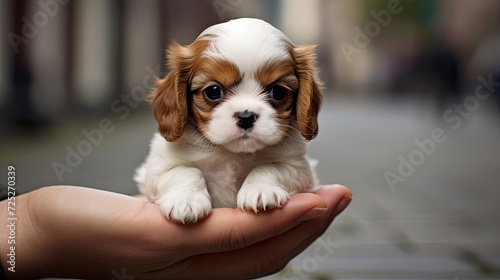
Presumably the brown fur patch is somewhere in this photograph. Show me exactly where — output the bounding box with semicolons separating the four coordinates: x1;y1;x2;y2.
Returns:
191;59;241;91
148;38;211;142
256;60;296;89
256;59;301;136
289;44;323;140
190;59;241;136
256;60;298;106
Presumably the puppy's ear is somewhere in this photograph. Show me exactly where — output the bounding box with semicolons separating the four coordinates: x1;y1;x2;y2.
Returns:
292;44;323;141
149;41;202;142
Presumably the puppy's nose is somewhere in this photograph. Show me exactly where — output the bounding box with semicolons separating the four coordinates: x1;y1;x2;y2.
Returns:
234;110;258;130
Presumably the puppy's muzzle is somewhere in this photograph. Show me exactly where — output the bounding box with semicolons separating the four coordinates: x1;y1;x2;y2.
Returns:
234;110;258;130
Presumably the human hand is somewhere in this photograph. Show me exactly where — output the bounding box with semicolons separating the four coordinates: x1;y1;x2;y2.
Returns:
0;184;351;279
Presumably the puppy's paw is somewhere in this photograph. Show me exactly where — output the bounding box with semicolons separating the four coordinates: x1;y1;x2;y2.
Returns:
157;190;212;224
237;185;290;212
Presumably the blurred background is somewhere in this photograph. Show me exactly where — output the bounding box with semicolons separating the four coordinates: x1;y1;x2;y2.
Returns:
1;0;499;279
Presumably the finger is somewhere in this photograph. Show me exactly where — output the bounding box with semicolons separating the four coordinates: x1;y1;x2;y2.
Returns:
264;188;352;277
175;185;352;279
169;192;328;256
231;185;352;278
281;185;353;262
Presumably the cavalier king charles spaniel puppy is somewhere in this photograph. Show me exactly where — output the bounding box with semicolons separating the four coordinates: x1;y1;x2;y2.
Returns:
135;18;323;224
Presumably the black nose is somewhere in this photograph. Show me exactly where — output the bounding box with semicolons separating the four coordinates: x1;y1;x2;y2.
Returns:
234;110;258;130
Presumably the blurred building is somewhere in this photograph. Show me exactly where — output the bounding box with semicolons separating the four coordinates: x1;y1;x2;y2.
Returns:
1;0;222;124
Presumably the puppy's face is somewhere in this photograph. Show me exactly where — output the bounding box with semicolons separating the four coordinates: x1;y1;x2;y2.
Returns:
150;18;322;153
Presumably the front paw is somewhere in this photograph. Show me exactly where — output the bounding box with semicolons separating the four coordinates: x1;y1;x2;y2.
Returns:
157;190;212;224
237;185;290;212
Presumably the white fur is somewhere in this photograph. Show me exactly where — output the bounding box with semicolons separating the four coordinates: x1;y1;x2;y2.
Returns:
200;18;291;76
206;92;283;153
135;18;319;224
135;127;317;223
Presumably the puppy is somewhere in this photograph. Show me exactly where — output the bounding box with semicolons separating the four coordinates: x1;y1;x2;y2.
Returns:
135;18;323;224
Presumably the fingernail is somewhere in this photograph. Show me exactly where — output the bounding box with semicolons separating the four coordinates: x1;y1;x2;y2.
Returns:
300;207;327;222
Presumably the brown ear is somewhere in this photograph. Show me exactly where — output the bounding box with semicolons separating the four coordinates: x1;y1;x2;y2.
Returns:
148;42;192;142
292;44;323;140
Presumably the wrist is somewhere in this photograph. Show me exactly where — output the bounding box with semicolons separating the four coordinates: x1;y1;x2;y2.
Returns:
0;192;34;279
0;199;11;280
0;187;65;279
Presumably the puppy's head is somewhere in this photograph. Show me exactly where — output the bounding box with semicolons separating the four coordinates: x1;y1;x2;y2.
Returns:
150;18;322;153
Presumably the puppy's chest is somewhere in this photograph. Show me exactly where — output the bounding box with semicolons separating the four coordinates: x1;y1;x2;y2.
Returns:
196;153;259;191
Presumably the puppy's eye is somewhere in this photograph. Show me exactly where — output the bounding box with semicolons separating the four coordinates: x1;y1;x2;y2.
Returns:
204;85;224;101
269;85;287;101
